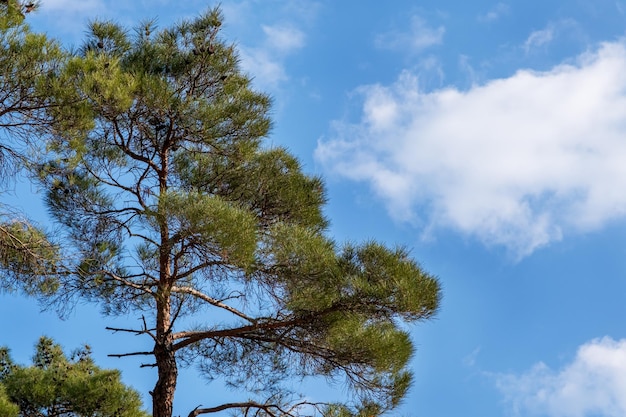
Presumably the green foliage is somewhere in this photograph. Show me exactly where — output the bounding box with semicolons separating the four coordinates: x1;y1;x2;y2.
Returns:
0;1;25;28
0;220;59;294
177;147;329;231
160;191;258;268
0;337;148;417
0;385;19;417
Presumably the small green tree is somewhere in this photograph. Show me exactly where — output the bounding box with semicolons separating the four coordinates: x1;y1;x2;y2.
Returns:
36;7;441;417
0;337;149;417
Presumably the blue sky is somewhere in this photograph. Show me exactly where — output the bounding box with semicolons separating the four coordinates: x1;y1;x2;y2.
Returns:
3;0;626;416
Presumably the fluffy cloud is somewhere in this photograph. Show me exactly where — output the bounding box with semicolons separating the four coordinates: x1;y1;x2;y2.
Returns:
496;337;626;417
375;15;444;52
316;41;626;257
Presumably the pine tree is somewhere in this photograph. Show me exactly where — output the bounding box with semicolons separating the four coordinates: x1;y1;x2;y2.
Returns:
38;8;441;417
0;337;149;417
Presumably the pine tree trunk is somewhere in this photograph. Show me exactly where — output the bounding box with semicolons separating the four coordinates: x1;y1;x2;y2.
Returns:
153;296;177;417
154;158;176;417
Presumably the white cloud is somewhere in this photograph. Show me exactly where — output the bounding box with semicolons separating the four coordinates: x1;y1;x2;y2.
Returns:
239;23;306;89
524;28;555;53
496;337;626;417
463;347;481;367
220;1;314;91
524;20;580;54
316;41;626;257
239;47;288;87
261;24;305;53
375;15;444;52
478;3;510;22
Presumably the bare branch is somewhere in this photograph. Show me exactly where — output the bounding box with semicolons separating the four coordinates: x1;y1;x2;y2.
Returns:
141;362;157;368
171;285;256;323
187;402;276;417
108;350;154;358
99;269;155;295
187;400;326;417
106;317;156;341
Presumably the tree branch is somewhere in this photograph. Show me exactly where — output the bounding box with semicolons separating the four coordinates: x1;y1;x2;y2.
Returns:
171;316;303;352
187;400;324;417
99;269;155;295
108;350;153;358
187;402;276;417
171;285;255;323
171;258;222;281
106;315;156;341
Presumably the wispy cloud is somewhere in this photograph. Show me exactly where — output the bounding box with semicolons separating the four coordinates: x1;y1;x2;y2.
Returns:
239;48;287;87
261;24;305;53
478;3;510;22
239;23;306;88
496;337;626;417
524;28;555;53
523;20;580;54
375;14;444;52
316;41;626;258
221;2;315;91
